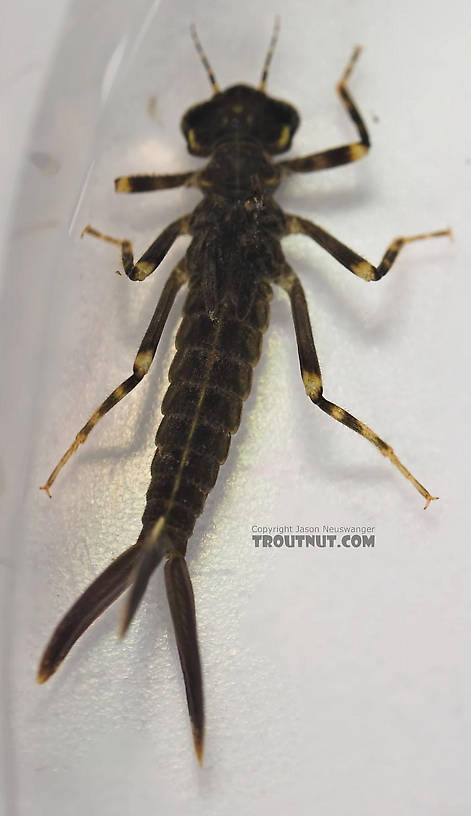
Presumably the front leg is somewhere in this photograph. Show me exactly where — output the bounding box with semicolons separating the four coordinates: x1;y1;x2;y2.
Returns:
115;171;196;193
278;47;369;175
82;215;191;280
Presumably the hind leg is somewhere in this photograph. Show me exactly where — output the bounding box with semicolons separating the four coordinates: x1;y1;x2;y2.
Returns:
40;262;187;496
278;266;438;508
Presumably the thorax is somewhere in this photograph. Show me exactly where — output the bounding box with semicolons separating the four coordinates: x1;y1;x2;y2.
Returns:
195;139;282;200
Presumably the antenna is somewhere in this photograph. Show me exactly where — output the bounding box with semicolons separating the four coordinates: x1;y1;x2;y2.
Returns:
190;24;221;94
259;16;281;91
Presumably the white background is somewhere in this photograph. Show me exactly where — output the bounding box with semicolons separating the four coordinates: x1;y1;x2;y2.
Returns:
1;0;470;814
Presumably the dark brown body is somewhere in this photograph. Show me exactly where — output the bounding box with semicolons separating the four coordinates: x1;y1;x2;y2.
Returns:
145;276;272;549
142;140;284;554
38;30;449;763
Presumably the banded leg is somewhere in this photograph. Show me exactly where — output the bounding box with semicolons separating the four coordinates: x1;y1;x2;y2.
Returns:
285;214;452;281
82;214;190;281
40;262;187;496
37;543;141;683
279;266;437;508
165;554;204;764
115;171;196;193
278;47;370;174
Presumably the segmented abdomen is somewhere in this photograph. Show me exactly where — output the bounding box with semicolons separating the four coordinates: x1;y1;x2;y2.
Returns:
141;278;272;550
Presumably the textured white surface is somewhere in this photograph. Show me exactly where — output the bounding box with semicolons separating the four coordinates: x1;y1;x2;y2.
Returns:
1;0;470;813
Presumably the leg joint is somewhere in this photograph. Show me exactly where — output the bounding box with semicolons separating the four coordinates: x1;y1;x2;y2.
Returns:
130;261;154;281
303;371;323;402
133;349;154;379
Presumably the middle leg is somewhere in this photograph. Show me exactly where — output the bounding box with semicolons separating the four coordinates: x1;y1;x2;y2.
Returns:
278;266;438;507
284;214;451;282
82;214;191;281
